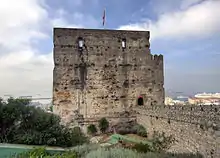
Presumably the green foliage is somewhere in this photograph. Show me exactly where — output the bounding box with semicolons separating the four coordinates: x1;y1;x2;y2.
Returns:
151;131;176;152
114;121;148;136
0;97;87;147
84;147;202;158
87;124;98;135
131;124;148;137
85;147;146;158
131;131;176;154
132;143;152;153
85;147;203;158
98;118;109;133
12;145;203;158
13;147;77;158
49;106;53;112
71;144;100;157
14;147;49;157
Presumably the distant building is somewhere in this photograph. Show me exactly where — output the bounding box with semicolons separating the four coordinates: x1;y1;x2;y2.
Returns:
195;92;220;99
165;97;174;105
188;97;220;105
188;93;220;105
165;97;186;105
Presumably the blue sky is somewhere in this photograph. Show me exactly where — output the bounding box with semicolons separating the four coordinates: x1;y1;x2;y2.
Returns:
0;0;219;98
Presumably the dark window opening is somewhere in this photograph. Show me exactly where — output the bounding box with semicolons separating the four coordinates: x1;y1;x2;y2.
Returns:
137;96;144;106
123;80;129;88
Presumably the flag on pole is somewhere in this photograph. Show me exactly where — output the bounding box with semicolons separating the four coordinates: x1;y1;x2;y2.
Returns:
102;8;106;27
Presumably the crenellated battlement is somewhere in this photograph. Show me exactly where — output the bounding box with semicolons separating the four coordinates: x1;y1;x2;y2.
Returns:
153;54;163;61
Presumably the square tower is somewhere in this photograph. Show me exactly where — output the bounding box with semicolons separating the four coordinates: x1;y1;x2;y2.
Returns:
53;28;164;124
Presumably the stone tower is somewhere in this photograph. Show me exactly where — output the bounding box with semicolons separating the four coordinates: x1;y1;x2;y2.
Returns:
53;28;164;124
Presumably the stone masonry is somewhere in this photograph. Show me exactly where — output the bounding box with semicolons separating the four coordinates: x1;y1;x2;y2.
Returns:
53;28;164;124
135;105;220;158
52;28;220;157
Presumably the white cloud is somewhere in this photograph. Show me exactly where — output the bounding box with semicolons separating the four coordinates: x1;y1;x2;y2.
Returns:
0;0;53;98
52;9;83;28
0;0;48;50
119;0;220;40
0;0;96;99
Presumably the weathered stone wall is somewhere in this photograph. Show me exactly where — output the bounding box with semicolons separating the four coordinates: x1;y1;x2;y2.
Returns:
135;105;220;158
53;28;164;124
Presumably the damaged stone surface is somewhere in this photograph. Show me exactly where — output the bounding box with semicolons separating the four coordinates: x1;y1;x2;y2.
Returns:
53;28;164;124
135;105;220;158
52;28;220;158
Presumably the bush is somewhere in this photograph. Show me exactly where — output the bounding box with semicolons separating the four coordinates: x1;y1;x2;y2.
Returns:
112;122;147;137
71;144;100;157
98;118;109;133
85;147;147;158
131;124;148;137
114;121;136;135
87;124;97;135
151;131;175;152
132;143;152;153
84;147;203;158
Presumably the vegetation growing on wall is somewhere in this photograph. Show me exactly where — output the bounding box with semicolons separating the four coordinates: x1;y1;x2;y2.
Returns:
87;124;98;135
151;131;176;152
98;117;109;133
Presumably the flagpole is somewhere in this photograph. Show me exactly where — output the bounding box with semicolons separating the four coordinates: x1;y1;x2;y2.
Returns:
102;8;106;29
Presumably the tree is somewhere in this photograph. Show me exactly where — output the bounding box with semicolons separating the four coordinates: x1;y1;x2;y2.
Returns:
87;124;97;135
0;97;87;147
98;117;109;133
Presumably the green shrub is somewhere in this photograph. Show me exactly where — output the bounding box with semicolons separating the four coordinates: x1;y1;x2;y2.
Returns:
12;147;52;158
132;143;152;153
98;118;109;133
71;144;100;157
132;124;147;137
85;147;147;158
151;131;175;152
87;124;98;135
115;123;147;136
84;147;203;158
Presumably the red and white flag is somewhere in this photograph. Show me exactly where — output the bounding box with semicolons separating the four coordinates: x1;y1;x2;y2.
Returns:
102;8;106;26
